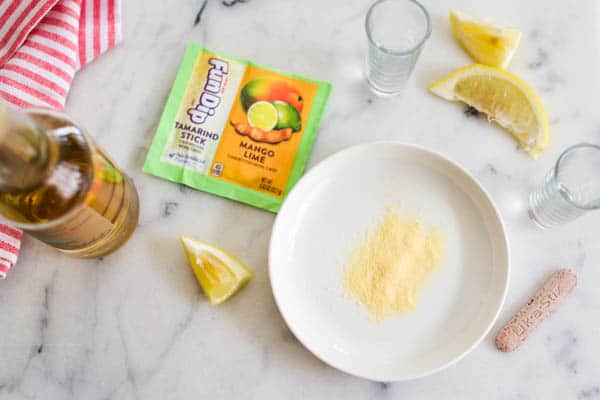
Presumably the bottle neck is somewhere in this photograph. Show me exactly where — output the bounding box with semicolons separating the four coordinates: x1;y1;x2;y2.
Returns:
0;105;49;192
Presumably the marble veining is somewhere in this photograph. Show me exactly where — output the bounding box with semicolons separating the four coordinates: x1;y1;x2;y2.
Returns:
194;1;208;26
1;0;600;399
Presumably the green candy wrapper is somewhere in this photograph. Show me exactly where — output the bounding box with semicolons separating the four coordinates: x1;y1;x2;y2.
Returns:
144;44;331;212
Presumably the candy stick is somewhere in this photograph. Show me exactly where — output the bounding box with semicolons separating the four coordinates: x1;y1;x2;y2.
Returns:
495;269;577;352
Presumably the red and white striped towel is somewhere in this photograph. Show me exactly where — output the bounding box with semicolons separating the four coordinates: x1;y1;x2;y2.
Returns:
0;225;22;279
0;0;122;278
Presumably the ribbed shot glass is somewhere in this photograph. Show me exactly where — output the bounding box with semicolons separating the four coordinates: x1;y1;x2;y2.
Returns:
529;143;600;228
365;0;431;96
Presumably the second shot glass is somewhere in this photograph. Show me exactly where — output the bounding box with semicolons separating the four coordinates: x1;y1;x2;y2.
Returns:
529;143;600;228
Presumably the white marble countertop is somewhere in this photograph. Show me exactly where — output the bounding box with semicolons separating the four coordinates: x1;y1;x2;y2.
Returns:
2;0;600;398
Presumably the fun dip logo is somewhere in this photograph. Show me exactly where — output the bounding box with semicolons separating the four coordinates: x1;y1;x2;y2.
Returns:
187;58;229;124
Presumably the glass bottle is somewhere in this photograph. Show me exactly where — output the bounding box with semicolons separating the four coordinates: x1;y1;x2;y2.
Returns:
0;104;139;258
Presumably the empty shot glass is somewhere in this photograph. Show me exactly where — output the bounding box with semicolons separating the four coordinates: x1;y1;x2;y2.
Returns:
365;0;431;96
529;143;600;228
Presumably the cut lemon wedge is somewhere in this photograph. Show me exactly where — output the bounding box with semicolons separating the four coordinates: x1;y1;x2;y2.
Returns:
450;10;521;68
429;64;549;158
180;236;252;305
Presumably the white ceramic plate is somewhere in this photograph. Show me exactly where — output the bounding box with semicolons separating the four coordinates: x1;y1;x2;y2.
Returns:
269;143;509;381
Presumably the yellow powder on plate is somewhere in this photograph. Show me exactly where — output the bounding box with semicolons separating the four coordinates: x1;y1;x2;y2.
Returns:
344;210;445;320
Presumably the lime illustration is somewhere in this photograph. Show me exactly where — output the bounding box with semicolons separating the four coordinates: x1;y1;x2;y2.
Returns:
247;101;278;131
273;101;301;132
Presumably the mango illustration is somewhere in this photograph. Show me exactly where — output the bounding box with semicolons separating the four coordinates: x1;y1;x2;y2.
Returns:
240;78;303;113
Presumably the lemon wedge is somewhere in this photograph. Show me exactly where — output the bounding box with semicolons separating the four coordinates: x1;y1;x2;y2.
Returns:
450;10;521;68
429;64;549;158
180;236;252;305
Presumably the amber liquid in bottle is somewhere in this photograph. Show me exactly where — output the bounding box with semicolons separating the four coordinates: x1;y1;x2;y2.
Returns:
0;107;139;258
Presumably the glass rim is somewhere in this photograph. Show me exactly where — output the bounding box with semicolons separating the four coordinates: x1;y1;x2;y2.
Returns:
365;0;432;56
554;142;600;211
0;108;97;231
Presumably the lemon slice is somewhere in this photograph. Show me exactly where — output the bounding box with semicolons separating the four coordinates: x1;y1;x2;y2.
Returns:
247;101;278;131
450;10;521;68
180;236;252;305
429;64;549;158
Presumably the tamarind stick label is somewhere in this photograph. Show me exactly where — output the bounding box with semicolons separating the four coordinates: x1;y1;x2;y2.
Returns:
160;51;246;173
143;44;331;212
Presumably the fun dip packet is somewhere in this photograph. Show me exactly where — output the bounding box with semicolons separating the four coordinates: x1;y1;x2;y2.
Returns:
144;44;331;212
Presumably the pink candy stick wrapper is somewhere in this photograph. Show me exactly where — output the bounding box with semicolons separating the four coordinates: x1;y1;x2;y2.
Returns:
0;0;122;278
496;269;577;352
